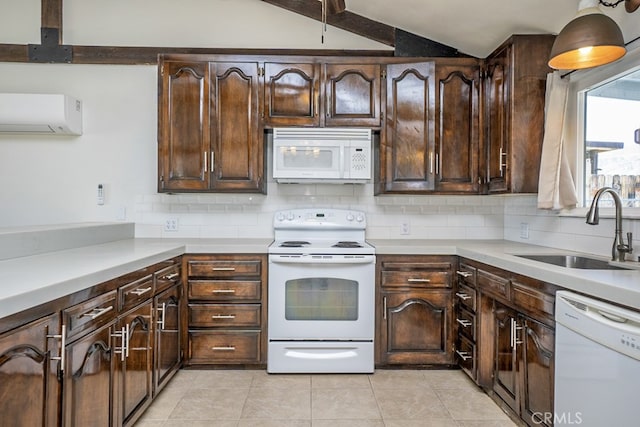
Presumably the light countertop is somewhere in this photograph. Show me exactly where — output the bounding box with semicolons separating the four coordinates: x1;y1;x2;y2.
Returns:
1;233;639;319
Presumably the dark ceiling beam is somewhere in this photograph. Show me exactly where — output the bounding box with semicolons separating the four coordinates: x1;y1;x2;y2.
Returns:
262;0;395;46
261;0;464;57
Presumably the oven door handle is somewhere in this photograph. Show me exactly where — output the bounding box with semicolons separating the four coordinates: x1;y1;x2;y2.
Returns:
269;255;375;264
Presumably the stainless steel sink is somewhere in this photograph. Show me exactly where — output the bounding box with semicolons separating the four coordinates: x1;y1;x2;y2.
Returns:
514;254;629;270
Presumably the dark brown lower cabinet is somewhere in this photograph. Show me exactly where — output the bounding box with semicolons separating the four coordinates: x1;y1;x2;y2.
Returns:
153;283;182;394
492;301;554;427
0;313;61;427
380;290;454;365
115;302;154;427
64;320;116;426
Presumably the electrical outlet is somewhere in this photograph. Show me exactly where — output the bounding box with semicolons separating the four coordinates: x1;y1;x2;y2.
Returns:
164;218;179;232
400;221;410;235
520;222;530;239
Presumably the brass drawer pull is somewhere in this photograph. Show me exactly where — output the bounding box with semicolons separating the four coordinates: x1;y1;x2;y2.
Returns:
456;270;472;278
455;292;472;301
211;346;236;351
211;314;236;319
455;350;472;361
80;306;114;320
212;289;236;293
407;278;431;283
212;267;236;271
164;273;179;280
128;286;152;296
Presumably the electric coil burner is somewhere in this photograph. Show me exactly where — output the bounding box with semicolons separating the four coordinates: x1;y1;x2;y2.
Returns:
267;208;376;373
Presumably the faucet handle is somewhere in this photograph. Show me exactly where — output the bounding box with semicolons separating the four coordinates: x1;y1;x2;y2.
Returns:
627;232;633;253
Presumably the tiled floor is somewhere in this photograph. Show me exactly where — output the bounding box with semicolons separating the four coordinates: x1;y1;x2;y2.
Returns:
135;369;518;427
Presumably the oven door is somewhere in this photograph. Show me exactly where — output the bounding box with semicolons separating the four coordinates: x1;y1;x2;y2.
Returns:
268;254;375;341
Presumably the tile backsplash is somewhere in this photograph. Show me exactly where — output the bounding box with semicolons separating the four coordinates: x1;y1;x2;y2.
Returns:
135;188;640;260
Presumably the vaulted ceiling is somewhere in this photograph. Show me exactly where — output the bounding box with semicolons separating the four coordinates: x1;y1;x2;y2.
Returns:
262;0;631;58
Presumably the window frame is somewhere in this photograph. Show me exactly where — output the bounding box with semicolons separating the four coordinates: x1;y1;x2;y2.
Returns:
561;39;640;218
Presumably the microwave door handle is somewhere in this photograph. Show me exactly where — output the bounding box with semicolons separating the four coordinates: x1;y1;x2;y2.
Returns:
340;145;345;178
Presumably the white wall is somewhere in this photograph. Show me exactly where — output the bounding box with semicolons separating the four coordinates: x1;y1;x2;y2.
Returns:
0;0;639;260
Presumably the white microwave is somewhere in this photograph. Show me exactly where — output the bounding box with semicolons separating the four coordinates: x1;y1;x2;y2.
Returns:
272;127;372;184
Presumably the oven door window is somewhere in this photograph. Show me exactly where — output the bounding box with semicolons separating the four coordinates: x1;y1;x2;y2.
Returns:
285;277;358;321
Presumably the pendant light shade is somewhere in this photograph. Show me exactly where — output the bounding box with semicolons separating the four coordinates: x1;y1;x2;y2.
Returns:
548;9;625;70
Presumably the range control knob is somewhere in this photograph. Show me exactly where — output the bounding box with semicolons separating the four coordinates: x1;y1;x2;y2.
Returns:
286;211;295;221
356;214;365;222
346;213;355;221
276;212;286;222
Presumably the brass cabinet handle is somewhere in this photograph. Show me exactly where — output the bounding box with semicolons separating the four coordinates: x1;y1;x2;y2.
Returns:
212;267;235;271
212;289;236;293
407;278;431;283
163;272;179;280
211;314;236;319
456;271;472;278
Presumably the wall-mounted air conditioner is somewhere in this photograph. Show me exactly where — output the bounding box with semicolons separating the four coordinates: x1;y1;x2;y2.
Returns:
0;93;83;135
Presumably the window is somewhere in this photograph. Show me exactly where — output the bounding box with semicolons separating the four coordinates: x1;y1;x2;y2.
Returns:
584;68;640;208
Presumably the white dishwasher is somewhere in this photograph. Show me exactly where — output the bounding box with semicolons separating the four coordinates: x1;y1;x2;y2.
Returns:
555;290;640;426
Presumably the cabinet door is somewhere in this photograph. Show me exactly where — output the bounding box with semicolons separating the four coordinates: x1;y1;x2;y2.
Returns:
485;46;510;193
0;313;60;427
381;62;436;193
324;63;381;127
380;290;453;365
154;284;182;395
520;316;554;427
210;62;264;193
264;62;320;126
435;63;480;193
115;302;153;426
158;61;210;192
64;321;115;427
492;301;519;413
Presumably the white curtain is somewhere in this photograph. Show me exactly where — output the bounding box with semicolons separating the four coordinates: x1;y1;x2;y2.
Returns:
537;71;578;210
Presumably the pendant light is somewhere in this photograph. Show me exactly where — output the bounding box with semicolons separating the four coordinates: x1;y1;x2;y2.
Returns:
548;0;638;70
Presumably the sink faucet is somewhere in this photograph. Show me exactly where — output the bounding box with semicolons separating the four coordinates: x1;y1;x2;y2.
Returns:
586;187;633;262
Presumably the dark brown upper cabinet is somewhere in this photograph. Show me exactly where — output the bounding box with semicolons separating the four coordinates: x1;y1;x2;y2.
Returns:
435;59;481;193
158;56;265;193
484;35;555;193
379;61;436;193
264;62;320;127
323;63;382;128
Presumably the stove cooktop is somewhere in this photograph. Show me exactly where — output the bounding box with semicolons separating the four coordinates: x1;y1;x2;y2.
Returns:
269;239;375;255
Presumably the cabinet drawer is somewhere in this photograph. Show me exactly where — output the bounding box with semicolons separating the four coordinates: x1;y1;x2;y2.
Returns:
188;260;261;278
381;270;451;289
477;269;510;300
119;275;154;311
456;306;476;341
64;290;117;341
511;281;555;319
189;304;261;328
188;280;261;301
456;335;476;380
455;282;477;312
188;331;261;364
155;263;181;294
456;262;476;284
